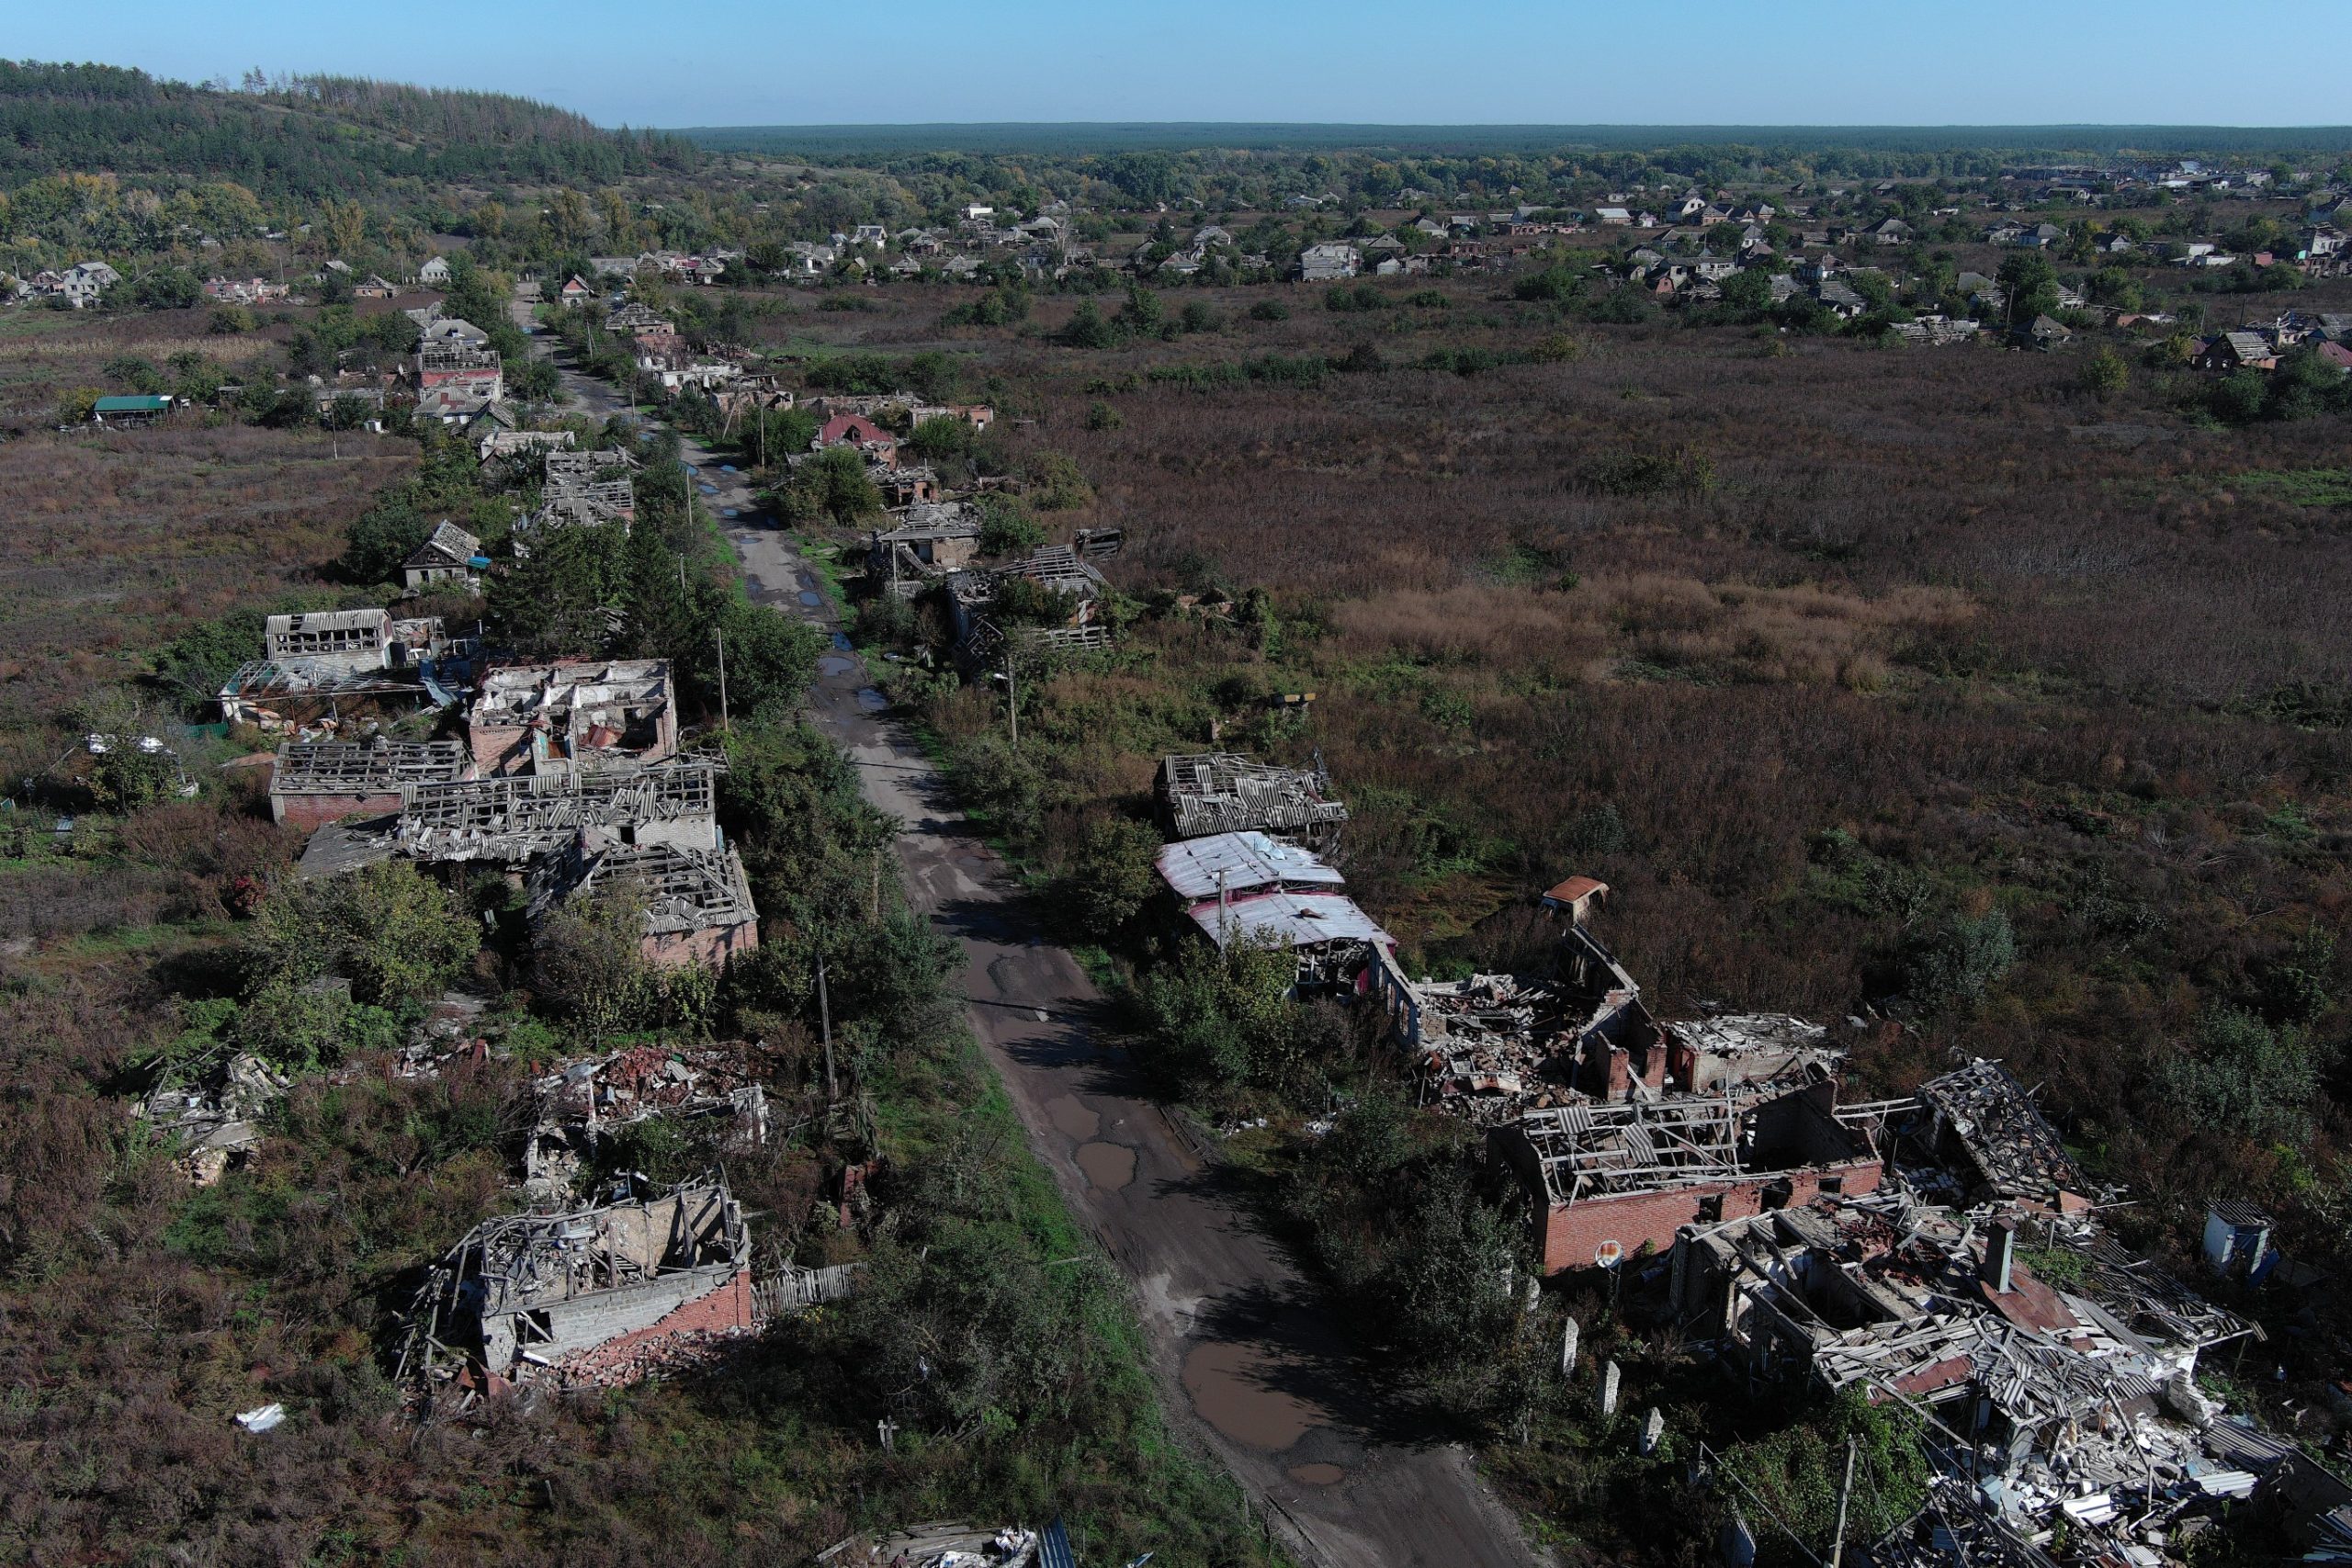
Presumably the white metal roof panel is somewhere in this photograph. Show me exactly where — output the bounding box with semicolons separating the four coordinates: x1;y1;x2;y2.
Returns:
1156;830;1347;902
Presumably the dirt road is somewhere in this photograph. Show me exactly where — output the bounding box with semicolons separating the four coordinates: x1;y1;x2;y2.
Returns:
523;310;1543;1568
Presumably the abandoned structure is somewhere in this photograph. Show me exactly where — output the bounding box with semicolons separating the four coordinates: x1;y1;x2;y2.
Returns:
1155;752;1350;845
1185;888;1394;987
515;449;637;554
265;609;392;671
870;504;982;584
400;1174;754;1397
1155;829;1347;904
1492;1077;1892;1273
522;1042;769;1198
394;761;719;862
1657;1052;2279;1565
1905;1056;2101;1210
402;522;485;592
528;837;761;969
469;660;676;777
268;739;470;828
220;612;460;728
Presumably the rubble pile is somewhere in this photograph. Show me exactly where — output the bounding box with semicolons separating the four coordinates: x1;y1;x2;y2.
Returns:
542;1320;756;1391
1409;973;1581;1125
524;1042;771;1196
137;1051;289;1185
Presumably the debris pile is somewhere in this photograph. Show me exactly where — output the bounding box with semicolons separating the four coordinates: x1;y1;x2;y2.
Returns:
523;1042;770;1197
136;1051;289;1185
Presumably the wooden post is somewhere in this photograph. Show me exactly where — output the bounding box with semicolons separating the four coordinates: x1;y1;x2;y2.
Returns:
714;626;729;731
818;952;836;1104
1829;1437;1857;1568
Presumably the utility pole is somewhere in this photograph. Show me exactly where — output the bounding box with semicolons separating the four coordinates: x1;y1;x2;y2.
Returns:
818;951;837;1104
714;626;729;730
1829;1437;1858;1568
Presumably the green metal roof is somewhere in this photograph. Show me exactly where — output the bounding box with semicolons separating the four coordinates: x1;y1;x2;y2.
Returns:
93;394;170;412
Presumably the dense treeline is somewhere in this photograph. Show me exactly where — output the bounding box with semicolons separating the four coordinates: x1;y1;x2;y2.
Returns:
0;61;696;201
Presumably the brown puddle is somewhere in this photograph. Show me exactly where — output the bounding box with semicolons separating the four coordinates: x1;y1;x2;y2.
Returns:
1075;1140;1136;1190
1182;1339;1329;1452
1286;1462;1346;1487
1046;1094;1100;1142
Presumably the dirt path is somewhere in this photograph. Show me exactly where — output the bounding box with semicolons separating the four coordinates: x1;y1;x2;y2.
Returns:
519;306;1543;1568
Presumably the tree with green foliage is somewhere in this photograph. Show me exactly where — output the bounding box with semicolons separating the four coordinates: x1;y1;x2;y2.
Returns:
1056;299;1119;349
977;495;1044;557
1054;815;1161;936
2165;1007;2321;1145
1023;451;1092;511
1995;252;2061;323
489;521;632;657
249;860;479;1009
784;444;883;525
2082;346;2129;400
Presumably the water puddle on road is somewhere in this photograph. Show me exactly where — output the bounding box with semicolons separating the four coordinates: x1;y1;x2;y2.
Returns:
855;688;888;712
831;632;853;650
1286;1463;1347;1487
1075;1141;1135;1190
819;656;856;678
798;590;824;606
1182;1340;1329;1452
1046;1095;1100;1142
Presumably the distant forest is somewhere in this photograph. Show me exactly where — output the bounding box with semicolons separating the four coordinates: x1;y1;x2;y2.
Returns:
0;62;699;200
683;119;2352;163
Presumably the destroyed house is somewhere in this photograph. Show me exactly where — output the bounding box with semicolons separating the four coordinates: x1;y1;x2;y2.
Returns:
395;761;719;862
401;1175;752;1394
523;1043;769;1197
1670;1194;2265;1563
1155;830;1346;903
870;505;981;582
1378;885;1846;1124
266;608;390;671
1155;752;1349;845
402;521;484;592
469;660;675;777
1184;888;1393;987
529;839;760;970
269;739;469;828
416;341;503;391
222;614;454;728
1490;1077;1886;1274
1908;1058;2096;1209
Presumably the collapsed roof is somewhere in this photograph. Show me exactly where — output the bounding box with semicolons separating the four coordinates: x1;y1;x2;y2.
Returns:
1155;752;1349;842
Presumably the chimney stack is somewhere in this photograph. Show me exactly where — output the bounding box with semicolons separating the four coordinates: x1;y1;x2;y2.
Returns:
1980;1221;2017;1295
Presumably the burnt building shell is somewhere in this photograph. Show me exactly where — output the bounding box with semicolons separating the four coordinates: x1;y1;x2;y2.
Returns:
1491;1077;1886;1274
527;838;761;969
469;660;676;777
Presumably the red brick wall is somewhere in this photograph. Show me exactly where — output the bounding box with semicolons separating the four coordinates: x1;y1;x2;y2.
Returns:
553;1271;753;1387
275;790;402;829
642;920;760;972
1534;1157;1883;1274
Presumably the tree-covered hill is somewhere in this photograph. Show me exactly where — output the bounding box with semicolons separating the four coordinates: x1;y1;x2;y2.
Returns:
0;61;697;199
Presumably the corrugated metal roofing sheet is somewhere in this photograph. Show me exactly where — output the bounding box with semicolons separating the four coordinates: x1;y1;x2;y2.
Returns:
1186;890;1390;952
1156;830;1346;902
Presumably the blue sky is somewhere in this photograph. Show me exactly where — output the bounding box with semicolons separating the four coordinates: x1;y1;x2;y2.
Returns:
15;0;2352;129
